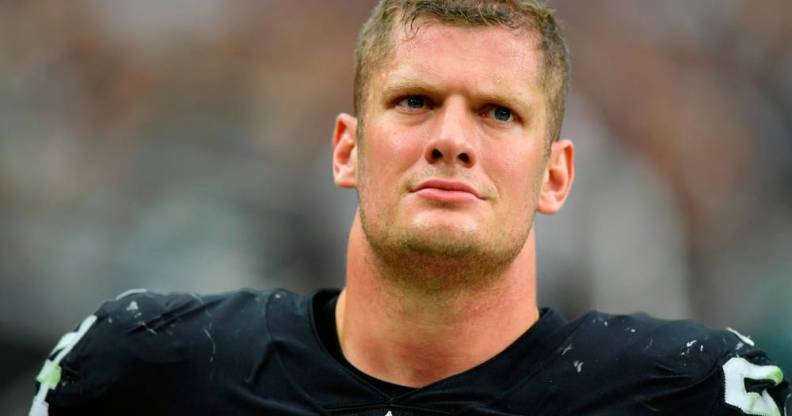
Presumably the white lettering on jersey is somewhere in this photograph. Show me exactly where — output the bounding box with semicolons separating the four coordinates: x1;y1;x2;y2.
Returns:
29;314;98;416
723;356;784;416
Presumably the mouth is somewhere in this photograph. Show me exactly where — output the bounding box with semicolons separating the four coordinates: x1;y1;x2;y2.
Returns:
410;179;483;201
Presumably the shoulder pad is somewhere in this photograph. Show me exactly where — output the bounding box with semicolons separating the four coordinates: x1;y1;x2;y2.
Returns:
712;327;790;416
31;288;276;413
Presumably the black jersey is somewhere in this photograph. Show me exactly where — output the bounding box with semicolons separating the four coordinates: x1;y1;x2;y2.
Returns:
32;289;790;415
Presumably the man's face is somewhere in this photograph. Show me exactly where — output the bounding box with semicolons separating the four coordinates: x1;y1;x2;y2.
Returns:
350;21;553;266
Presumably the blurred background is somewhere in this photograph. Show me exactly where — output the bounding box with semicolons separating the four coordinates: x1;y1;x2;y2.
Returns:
1;0;790;412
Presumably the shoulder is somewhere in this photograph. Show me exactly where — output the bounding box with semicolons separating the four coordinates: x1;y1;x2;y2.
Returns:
565;311;790;415
62;288;280;366
574;311;736;372
31;288;293;414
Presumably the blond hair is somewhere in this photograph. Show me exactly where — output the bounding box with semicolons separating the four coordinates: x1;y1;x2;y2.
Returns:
353;0;570;143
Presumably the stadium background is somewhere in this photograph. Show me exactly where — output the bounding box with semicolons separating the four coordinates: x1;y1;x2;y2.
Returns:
1;1;790;412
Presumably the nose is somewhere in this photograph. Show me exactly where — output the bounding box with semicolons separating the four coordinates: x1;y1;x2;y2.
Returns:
424;100;477;168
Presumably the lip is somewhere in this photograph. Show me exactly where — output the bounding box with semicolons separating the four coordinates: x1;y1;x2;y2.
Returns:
411;179;483;200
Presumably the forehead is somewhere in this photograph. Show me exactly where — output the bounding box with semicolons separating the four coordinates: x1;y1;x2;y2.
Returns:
375;20;544;100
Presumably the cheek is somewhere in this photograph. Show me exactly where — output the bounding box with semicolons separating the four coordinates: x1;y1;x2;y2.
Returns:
483;144;546;208
377;123;425;157
357;131;412;210
363;125;424;181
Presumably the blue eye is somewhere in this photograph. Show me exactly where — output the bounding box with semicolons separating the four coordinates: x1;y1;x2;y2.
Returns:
403;96;425;109
492;106;513;122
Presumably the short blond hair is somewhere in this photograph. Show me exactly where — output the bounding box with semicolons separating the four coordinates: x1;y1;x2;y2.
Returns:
353;0;570;143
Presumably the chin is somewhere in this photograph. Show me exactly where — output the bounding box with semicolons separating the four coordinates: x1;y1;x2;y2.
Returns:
391;221;484;257
362;209;512;261
404;233;480;258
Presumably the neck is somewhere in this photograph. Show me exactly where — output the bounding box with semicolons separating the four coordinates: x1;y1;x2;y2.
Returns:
336;214;539;388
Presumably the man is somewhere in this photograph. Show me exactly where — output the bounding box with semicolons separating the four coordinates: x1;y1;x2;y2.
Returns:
31;1;790;415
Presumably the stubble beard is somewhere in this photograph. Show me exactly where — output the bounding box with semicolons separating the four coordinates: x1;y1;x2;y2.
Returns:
354;125;542;296
358;194;534;296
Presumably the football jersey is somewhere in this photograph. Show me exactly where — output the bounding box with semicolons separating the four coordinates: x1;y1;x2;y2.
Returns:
31;288;791;415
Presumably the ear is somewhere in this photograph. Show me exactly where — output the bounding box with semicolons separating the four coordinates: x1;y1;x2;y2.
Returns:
332;113;358;189
536;139;575;215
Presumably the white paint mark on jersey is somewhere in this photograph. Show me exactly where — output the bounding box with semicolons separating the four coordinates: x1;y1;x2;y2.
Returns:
203;328;216;363
115;288;147;300
643;338;654;351
126;300;142;318
138;320;157;335
560;344;573;356
727;327;756;347
573;360;583;373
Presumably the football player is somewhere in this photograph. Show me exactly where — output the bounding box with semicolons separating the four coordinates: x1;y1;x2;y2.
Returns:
31;1;790;415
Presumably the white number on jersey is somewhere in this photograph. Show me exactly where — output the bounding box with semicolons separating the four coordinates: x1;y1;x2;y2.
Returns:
30;314;98;416
723;356;784;416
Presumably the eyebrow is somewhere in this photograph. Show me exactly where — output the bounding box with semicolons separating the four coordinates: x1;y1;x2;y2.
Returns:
380;78;536;112
380;79;437;99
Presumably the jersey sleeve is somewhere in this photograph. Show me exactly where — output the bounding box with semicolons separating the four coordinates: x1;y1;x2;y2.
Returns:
611;315;790;415
29;289;194;415
709;328;790;416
